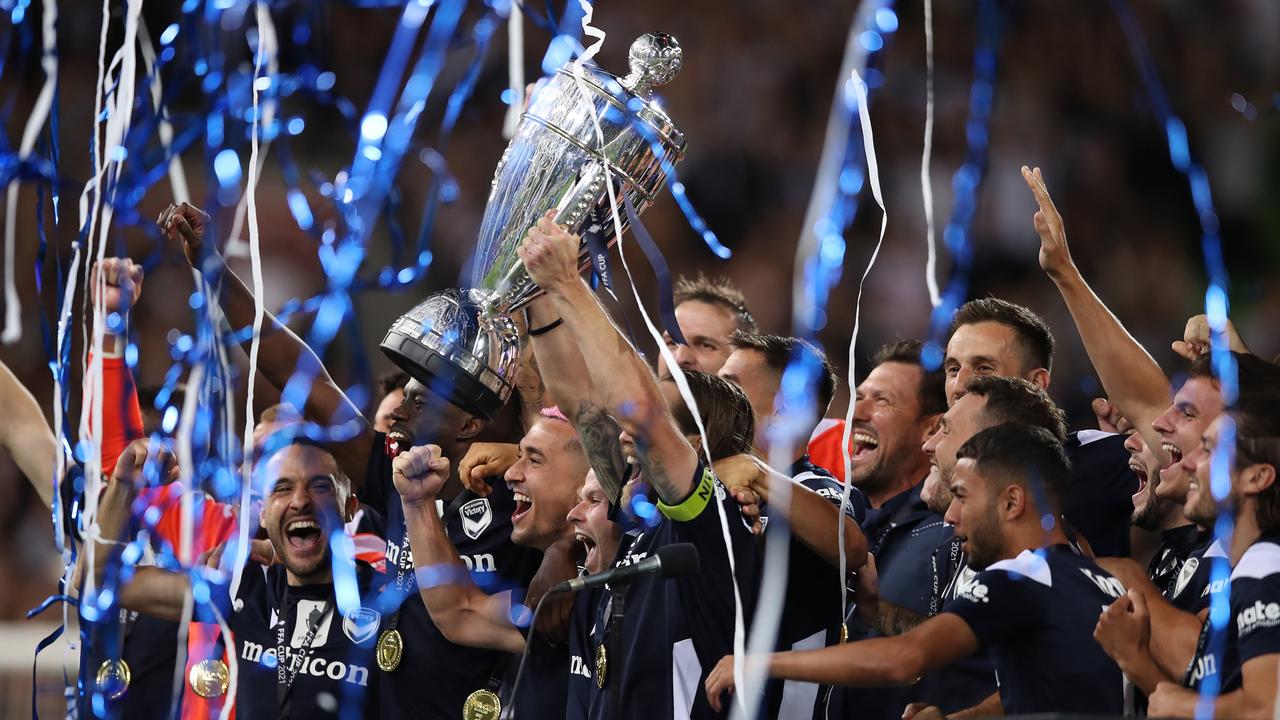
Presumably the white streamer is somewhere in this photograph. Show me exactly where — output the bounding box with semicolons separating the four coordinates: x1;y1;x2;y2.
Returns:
835;69;889;626
138;19;191;204
502;0;524;139
1;0;58;345
226;3;277;654
565;4;752;711
921;0;940;307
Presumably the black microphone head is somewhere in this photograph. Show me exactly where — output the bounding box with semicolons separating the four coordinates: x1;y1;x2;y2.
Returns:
656;543;700;579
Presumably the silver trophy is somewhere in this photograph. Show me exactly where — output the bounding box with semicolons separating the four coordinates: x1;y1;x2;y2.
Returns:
380;33;687;420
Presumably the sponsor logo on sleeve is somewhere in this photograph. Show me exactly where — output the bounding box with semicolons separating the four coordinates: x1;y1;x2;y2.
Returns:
1237;600;1280;636
957;579;990;604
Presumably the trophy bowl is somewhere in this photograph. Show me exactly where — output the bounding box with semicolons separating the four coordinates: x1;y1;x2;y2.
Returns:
381;33;686;421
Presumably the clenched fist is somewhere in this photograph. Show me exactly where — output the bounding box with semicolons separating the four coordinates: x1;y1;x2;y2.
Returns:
518;211;581;292
393;444;451;508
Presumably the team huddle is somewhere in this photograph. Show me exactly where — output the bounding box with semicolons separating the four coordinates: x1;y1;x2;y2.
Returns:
7;164;1279;719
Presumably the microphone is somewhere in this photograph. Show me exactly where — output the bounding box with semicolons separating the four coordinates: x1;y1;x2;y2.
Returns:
550;543;700;594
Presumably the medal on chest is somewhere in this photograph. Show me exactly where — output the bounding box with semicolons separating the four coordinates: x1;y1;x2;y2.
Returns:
462;688;502;720
189;658;230;698
376;629;403;672
594;644;608;689
96;659;131;700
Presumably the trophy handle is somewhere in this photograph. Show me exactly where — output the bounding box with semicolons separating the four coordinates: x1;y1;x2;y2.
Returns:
485;162;615;314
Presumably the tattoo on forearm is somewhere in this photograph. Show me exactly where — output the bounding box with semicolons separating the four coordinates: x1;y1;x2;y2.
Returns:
875;601;925;636
572;402;629;505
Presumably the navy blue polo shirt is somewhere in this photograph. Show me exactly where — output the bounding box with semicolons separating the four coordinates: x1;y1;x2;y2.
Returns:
1149;524;1216;614
943;545;1126;714
566;465;759;719
362;432;543;720
1063;430;1138;558
1188;537;1280;695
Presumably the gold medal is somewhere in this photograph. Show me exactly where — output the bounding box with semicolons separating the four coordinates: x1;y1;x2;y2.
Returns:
376;629;403;672
462;689;502;720
594;644;608;689
188;658;230;698
96;659;131;700
839;623;849;644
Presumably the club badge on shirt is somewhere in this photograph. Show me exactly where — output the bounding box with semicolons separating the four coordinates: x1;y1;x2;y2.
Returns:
343;607;381;647
461;499;493;540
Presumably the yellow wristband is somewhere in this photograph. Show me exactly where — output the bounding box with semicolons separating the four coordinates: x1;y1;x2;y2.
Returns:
657;467;716;522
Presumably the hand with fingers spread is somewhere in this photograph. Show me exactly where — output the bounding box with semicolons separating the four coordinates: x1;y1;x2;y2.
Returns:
518;211;582;292
1021;165;1077;282
393;444;450;508
92;257;144;318
158;201;212;268
458;442;520;497
1171;312;1250;361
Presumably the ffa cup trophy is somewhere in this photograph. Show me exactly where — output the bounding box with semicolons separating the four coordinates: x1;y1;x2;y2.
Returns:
380;33;687;419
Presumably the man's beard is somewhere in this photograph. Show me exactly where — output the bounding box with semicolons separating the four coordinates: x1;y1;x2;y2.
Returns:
1132;493;1175;531
965;504;1004;570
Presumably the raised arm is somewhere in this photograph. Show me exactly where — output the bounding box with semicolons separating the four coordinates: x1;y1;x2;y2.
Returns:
0;360;58;508
520;216;696;504
158;203;373;482
704;612;980;712
526;292;631;506
394;444;525;653
1022;167;1171;464
88;257;146;475
90;439;191;621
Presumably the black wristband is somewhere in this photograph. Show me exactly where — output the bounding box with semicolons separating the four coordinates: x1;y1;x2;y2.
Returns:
528;317;564;336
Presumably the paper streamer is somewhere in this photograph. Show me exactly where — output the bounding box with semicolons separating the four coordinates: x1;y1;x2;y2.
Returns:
921;0;939;308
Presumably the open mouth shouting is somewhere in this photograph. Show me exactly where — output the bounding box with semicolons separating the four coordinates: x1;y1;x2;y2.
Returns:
852;430;879;460
1129;457;1150;502
387;426;412;455
1161;442;1184;466
575;531;600;572
511;489;534;526
283;516;325;556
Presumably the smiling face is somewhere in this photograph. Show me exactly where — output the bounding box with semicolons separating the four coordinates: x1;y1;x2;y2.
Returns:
943;457;1005;570
1184;415;1230;528
1152;376;1224;505
1126;431;1175;530
921;393;987;515
850;361;934;505
566;470;622;575
387;379;483;459
505;418;589;550
258;443;356;585
661;300;738;378
718;348;780;450
944;322;1046;406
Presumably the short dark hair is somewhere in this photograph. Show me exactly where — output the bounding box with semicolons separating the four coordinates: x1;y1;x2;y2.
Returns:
964;375;1068;443
956;423;1072;513
378;370;410;399
729;331;838;414
669;370;756;461
674;274;757;334
871;340;947;417
949;298;1055;374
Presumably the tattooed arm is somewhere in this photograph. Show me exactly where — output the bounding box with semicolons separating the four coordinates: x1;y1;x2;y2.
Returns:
521;220;696;504
525;298;630;505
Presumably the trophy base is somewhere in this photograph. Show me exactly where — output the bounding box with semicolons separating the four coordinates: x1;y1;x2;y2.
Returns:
380;328;509;422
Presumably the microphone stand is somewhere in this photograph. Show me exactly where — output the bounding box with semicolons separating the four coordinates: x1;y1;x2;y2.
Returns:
609;585;628;720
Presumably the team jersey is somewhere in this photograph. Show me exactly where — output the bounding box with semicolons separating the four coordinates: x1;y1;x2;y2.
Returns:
1187;537;1280;694
212;561;380;719
1149;524;1215;614
362;432;543;720
763;458;864;720
566;585;606;719
1063;430;1138;558
566;465;760;719
942;545;1126;714
506;612;570;718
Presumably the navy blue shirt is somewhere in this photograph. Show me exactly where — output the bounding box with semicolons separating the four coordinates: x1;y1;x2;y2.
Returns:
1188;537;1280;694
1063;430;1137;558
217;561;382;719
567;465;759;719
363;432;543;720
943;545;1126;714
1150;525;1216;614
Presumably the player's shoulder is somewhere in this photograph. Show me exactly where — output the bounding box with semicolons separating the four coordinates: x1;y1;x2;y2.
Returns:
1232;539;1280;582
